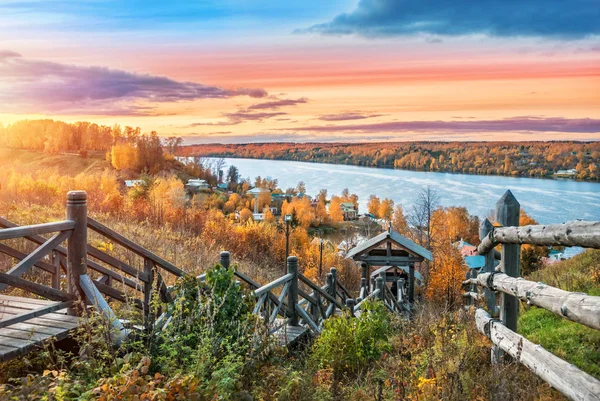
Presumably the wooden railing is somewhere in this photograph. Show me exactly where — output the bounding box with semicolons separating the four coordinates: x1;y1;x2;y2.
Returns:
1;190;406;351
462;190;600;401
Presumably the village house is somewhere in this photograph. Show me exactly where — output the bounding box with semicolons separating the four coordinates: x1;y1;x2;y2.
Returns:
124;179;144;188
185;178;210;193
340;202;358;220
554;169;577;177
453;239;477;256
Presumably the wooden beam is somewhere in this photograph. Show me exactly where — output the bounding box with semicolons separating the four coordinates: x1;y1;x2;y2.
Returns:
0;272;75;302
298;273;344;310
0;221;74;240
0;243;57;274
92;280;146;312
478;220;600;255
475;272;600;331
87;218;185;277
0;230;71;291
354;255;422;265
475;308;600;401
0;301;74;329
254;273;293;298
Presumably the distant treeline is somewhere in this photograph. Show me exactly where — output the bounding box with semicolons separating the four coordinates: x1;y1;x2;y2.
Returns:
0;119;183;174
180;141;600;180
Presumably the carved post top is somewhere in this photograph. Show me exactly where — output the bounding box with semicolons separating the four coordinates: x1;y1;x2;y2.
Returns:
220;251;231;268
67;190;87;204
287;256;298;273
495;190;520;226
479;218;493;239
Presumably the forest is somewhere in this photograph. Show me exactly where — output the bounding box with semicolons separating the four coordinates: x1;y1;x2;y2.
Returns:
181;141;600;181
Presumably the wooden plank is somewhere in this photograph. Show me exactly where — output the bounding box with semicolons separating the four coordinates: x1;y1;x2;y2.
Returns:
0;327;51;342
3;322;67;336
87;259;144;293
475;308;600;401
475;272;600;331
0;294;55;306
0;230;71;292
0;334;37;349
0;302;74;329
0;272;75;302
0;221;74;240
87;218;185;277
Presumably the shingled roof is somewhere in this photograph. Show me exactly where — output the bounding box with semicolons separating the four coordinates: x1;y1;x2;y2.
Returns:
345;229;433;261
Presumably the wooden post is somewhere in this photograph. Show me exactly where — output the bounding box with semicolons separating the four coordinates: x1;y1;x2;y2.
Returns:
66;190;87;312
143;258;154;329
495;190;520;363
346;298;355;317
287;256;299;326
330;267;338;301
361;263;368;295
326;272;334;315
408;263;415;304
397;278;405;304
376;277;385;300
51;250;60;290
220;251;231;268
479;218;497;315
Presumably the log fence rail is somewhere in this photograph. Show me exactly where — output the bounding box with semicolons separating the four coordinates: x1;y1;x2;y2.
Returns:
463;190;600;401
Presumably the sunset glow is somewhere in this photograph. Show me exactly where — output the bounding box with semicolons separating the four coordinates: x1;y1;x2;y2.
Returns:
1;0;598;143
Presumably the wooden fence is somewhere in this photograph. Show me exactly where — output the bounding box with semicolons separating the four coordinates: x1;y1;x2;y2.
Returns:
1;190;407;359
462;190;600;401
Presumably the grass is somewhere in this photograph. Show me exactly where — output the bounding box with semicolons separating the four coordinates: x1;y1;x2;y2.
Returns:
0;147;110;176
519;307;600;379
518;249;600;379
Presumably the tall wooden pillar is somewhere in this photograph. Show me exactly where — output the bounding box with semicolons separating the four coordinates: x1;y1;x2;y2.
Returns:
287;256;299;326
408;263;415;304
66;191;88;314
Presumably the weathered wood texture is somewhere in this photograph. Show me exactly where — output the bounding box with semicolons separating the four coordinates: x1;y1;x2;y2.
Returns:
0;272;75;302
478;221;600;255
475;272;600;330
0;221;74;241
0;295;80;362
475;309;600;401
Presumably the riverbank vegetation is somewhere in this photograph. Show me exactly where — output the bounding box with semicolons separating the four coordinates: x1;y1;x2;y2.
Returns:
181;141;600;181
0;147;597;400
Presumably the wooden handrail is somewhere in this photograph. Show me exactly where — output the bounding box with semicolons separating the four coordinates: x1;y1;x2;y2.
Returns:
478;221;600;255
0;217;148;282
0;220;74;240
0;243;58;274
298;273;344;310
476;309;600;401
0;272;75;302
472;272;600;331
254;273;293;297
87;218;185;277
0;230;71;291
354;289;380;312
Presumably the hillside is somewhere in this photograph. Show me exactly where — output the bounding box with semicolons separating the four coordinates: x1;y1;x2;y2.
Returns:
519;249;600;378
0;148;111;176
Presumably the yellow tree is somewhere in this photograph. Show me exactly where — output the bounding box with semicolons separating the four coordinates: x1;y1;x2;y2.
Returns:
367;195;381;216
378;198;394;221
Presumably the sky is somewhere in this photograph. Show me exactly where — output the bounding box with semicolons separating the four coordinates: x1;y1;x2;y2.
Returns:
0;0;599;143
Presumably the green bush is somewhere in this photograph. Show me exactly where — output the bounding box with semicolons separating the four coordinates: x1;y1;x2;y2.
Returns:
312;300;392;379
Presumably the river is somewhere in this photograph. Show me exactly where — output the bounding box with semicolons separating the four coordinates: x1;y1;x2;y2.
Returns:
206;157;600;256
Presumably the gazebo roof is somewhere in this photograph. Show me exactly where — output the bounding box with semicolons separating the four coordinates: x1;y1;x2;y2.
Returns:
345;228;433;262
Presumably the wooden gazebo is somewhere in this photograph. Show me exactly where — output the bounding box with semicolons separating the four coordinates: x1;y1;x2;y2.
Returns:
345;228;432;304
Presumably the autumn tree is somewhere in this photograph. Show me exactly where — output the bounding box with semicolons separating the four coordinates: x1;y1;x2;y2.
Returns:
367;195;381;217
378;198;394;221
